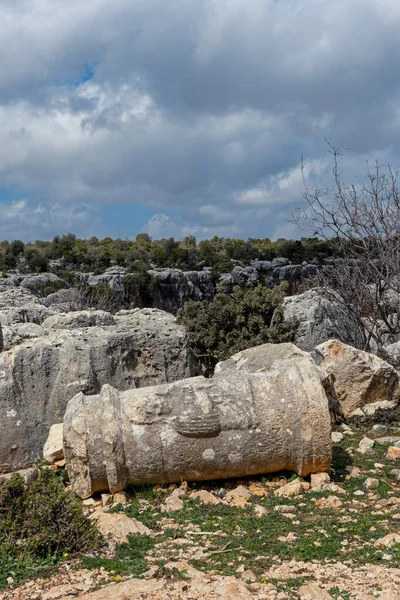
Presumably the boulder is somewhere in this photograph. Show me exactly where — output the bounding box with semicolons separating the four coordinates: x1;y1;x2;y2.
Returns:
0;308;196;471
314;339;399;418
282;289;366;352
63;358;332;498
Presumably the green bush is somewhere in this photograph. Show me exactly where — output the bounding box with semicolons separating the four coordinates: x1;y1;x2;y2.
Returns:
177;283;296;373
0;470;102;588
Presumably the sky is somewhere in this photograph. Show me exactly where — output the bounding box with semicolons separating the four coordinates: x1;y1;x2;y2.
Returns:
1;0;400;242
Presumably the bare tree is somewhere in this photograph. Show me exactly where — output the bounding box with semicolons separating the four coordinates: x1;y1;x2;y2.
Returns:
293;141;400;357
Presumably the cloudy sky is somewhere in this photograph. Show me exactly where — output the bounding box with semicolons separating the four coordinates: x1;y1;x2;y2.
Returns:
0;0;399;242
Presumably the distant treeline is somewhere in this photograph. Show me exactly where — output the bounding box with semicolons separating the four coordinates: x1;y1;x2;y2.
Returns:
0;233;335;275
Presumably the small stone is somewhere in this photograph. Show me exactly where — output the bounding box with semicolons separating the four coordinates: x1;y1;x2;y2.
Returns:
331;431;344;443
101;494;112;507
275;504;297;513
249;483;267;497
322;483;346;494
89;512;151;544
161;489;185;512
83;498;96;506
315;495;343;510
394;440;400;448
225;485;250;507
310;472;330;491
386;446;400;460
354;490;365;496
254;504;268;517
346;466;362;478
113;491;129;505
274;478;309;497
189;490;221;505
358;437;375;454
374;463;385;469
374;533;400;548
299;581;332;599
364;477;379;490
390;469;400;480
372;424;388;433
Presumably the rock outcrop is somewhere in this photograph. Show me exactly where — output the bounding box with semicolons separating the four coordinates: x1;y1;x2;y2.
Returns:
282;289;366;352
63;355;332;498
0;308;196;471
148;269;215;314
314;339;400;418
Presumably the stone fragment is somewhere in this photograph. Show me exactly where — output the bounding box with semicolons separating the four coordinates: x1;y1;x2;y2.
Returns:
364;477;379;490
315;495;343;510
331;431;344;443
274;504;297;513
387;446;400;460
254;505;268;517
274;478;310;497
161;488;185;512
314;339;399;418
310;472;330;491
189;490;221;505
299;581;332;600
373;533;400;548
225;485;250;507
346;466;362;477
358;437;375;454
43;423;64;464
372;424;388;433
113;491;129;505
89;512;151;543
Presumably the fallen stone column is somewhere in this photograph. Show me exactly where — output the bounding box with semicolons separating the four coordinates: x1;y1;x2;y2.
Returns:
64;360;332;498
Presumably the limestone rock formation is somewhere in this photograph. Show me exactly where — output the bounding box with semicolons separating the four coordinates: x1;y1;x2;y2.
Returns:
149;268;215;314
1;322;43;351
42;310;115;330
282;289;366;351
63;358;332;498
314;339;399;418
0;308;196;471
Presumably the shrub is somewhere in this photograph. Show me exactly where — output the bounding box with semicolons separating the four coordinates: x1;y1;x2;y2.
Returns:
0;470;102;588
177;283;296;373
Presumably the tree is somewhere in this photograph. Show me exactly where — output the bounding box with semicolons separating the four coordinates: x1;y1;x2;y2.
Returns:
293;142;400;356
177;283;296;374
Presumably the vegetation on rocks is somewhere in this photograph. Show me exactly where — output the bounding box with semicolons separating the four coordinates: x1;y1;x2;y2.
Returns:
0;234;334;275
177;283;297;370
0;470;102;589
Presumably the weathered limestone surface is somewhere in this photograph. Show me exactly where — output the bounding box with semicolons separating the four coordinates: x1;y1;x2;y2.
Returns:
214;343;344;426
283;290;366;352
1;322;43;351
42;310;115;331
314;339;399;418
0;308;196;472
64;357;332;498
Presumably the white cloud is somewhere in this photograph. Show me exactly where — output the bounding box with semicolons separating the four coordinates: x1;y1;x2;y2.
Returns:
1;0;400;240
